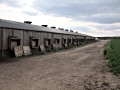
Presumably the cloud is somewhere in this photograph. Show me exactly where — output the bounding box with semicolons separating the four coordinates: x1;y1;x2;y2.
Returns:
88;28;120;37
22;6;38;16
95;24;120;30
65;26;91;33
0;0;120;37
0;0;21;7
0;0;38;16
33;0;120;24
83;14;120;24
23;11;38;16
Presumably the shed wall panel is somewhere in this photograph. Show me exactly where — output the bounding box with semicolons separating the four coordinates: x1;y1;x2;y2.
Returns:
47;33;52;39
40;32;44;44
37;32;41;45
42;32;46;44
59;34;62;48
23;30;42;46
3;28;12;50
47;33;52;45
31;31;41;46
13;29;23;46
38;32;48;45
53;33;62;48
23;31;29;46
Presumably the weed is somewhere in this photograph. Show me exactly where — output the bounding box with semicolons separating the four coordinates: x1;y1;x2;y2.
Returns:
104;39;120;74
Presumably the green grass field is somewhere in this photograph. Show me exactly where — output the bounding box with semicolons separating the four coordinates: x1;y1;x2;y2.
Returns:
104;39;120;74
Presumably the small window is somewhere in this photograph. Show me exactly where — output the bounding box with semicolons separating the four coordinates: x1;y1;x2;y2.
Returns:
48;39;51;45
61;38;66;44
32;39;39;48
77;39;79;42
67;38;71;43
8;36;21;50
69;39;71;43
44;38;51;46
72;39;75;43
64;39;66;44
54;38;60;44
30;37;39;48
56;39;60;44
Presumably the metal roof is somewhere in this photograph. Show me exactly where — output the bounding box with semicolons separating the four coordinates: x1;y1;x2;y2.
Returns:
0;19;93;37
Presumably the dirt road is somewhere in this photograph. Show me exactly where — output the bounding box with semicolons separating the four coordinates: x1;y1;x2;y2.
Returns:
0;40;120;90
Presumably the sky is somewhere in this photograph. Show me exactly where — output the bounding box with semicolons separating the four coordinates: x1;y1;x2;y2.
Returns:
0;0;120;37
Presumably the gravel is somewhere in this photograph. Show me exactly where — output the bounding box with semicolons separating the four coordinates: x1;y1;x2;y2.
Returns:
0;40;120;90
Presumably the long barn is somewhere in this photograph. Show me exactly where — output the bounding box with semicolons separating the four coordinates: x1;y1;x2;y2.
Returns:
0;19;95;58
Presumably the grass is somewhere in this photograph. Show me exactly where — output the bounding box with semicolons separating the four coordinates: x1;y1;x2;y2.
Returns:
104;39;120;74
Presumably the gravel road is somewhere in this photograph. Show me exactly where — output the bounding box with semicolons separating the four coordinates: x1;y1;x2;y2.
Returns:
0;40;120;90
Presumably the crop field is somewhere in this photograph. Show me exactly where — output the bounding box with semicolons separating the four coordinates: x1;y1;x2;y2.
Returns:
104;39;120;74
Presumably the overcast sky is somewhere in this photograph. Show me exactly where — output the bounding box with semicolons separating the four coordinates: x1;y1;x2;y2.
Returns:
0;0;120;37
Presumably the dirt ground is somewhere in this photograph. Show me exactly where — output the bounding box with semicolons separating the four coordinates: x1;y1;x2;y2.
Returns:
0;40;120;90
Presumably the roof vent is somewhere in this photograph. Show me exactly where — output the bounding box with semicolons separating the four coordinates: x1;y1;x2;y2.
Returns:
41;25;48;27
58;28;64;30
65;29;68;31
24;21;32;24
51;26;56;29
76;31;78;33
70;30;73;32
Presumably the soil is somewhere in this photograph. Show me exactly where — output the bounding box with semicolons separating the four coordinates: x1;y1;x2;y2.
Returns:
0;40;120;90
